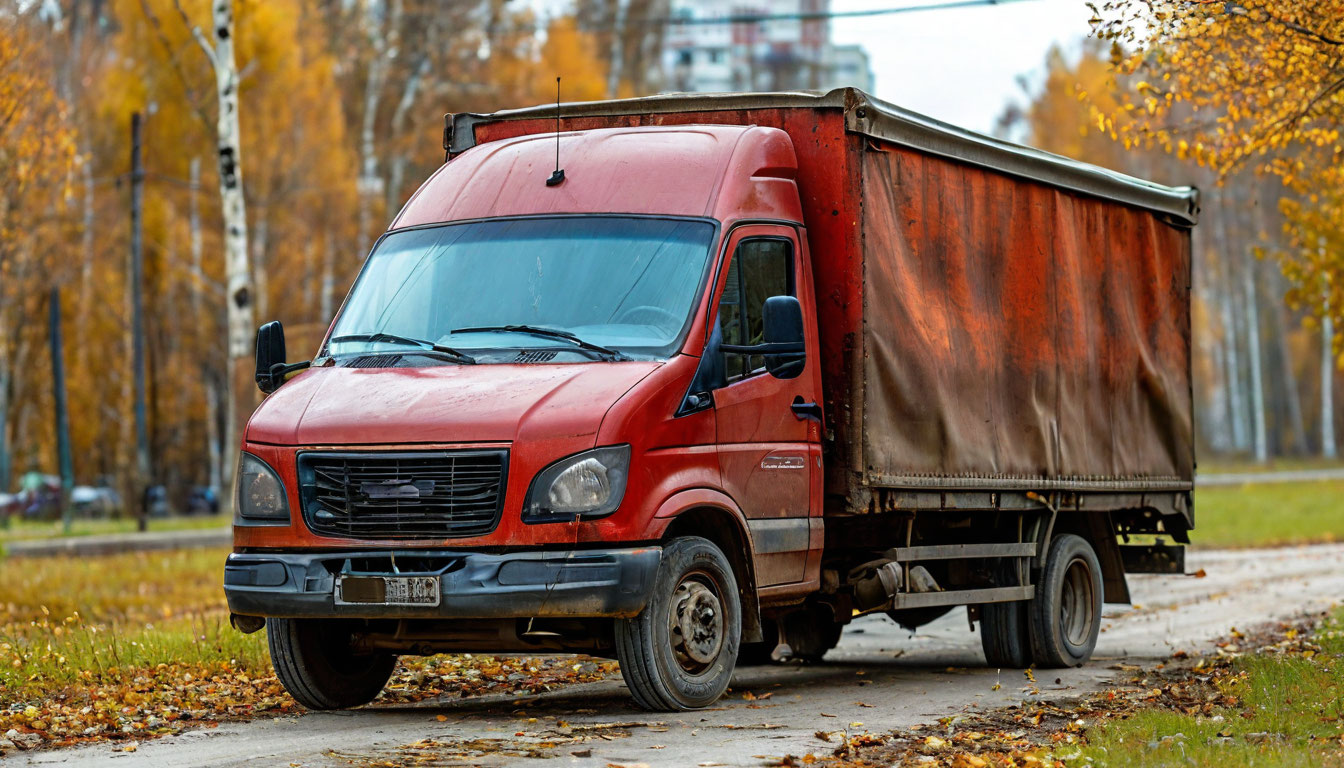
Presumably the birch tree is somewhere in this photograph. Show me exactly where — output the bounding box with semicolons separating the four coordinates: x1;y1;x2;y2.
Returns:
171;0;253;495
355;0;399;257
1324;238;1338;459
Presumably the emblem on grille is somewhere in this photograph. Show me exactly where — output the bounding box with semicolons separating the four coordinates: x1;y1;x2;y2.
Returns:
360;479;434;499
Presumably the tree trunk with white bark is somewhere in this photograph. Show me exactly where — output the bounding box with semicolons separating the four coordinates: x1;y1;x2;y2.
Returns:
185;0;254;500
1244;251;1267;463
1324;239;1337;460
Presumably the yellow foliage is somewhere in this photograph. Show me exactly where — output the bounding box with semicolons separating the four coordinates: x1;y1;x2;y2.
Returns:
1094;1;1344;345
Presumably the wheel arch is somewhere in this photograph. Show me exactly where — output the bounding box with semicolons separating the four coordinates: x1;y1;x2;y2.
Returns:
1050;511;1130;605
653;490;764;643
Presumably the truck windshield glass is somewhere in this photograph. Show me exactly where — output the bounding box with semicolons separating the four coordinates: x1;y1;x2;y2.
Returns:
327;217;716;361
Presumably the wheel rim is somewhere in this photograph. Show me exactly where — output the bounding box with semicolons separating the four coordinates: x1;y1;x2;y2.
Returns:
667;571;725;674
1059;557;1096;648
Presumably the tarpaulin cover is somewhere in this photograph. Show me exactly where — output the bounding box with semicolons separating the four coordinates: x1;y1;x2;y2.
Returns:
857;145;1194;491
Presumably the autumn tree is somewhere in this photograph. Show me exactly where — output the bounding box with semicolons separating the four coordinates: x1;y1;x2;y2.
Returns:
1093;2;1344;326
574;0;671;97
1093;1;1343;454
0;13;78;493
0;1;615;503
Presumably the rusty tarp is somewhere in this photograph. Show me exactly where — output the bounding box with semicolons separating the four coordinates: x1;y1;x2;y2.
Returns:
857;144;1194;492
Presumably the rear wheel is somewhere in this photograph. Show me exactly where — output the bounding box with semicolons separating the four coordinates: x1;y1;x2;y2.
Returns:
980;560;1033;668
267;618;396;710
1029;534;1103;668
980;601;1032;668
615;536;741;711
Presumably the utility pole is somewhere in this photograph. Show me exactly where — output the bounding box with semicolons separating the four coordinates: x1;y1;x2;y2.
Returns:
49;287;75;533
1324;238;1337;460
130;112;152;530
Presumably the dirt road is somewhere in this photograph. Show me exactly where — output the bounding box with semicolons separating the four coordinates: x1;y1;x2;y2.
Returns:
17;543;1344;767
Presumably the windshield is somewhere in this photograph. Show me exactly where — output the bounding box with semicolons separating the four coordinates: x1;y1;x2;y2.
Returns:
326;216;717;361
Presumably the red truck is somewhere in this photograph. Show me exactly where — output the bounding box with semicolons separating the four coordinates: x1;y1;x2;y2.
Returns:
226;88;1198;712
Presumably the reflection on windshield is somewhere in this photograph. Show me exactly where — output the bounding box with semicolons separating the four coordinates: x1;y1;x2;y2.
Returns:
327;217;716;361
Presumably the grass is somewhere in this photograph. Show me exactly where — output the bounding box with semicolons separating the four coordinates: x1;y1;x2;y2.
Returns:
1198;456;1344;475
0;514;227;543
1078;609;1344;768
0;547;268;697
0;547;613;751
1191;480;1344;549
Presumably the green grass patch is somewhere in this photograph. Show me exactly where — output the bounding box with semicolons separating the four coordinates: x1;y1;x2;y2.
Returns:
1079;609;1344;767
0;514;226;543
1190;480;1344;549
0;547;615;750
1197;456;1344;475
0;547;267;699
0;547;230;624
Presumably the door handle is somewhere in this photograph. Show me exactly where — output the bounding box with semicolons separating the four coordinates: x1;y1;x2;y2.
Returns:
791;398;823;424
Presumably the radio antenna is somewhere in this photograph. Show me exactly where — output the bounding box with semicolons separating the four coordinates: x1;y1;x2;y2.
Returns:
546;77;565;187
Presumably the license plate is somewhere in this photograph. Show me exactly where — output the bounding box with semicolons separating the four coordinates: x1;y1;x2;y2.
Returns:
335;575;441;607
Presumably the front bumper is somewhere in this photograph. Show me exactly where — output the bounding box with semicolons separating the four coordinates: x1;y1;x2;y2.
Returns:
224;546;662;620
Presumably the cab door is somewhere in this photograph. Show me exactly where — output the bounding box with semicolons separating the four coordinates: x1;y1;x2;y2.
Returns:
710;225;822;587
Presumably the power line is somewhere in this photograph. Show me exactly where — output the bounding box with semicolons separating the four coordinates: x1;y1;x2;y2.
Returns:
646;0;1041;26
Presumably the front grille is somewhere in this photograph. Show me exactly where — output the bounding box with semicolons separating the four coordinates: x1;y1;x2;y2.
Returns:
297;450;508;539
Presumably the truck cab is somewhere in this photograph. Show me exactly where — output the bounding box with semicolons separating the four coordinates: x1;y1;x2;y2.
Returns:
227;124;822;711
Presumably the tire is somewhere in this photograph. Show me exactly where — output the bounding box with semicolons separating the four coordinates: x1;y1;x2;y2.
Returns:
980;558;1033;668
615;536;741;711
267;618;397;710
1028;534;1103;669
980;600;1032;668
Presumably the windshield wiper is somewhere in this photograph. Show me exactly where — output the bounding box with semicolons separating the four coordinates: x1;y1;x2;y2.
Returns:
449;325;628;361
328;332;476;365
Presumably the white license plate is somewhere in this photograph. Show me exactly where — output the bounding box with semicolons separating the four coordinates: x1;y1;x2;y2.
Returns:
335;575;441;607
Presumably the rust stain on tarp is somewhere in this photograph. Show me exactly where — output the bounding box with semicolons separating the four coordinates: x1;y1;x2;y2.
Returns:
858;146;1193;491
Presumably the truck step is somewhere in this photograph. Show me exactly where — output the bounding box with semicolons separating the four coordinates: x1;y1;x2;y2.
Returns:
889;543;1037;562
889;585;1035;610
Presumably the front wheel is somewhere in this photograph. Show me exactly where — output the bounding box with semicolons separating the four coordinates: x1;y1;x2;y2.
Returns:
615;536;741;711
1029;534;1103;668
267;618;397;710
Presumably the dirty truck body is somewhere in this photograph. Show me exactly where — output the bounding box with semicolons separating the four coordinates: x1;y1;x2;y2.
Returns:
225;88;1198;712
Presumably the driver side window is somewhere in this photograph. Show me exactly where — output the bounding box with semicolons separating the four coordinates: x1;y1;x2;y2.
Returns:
719;238;794;381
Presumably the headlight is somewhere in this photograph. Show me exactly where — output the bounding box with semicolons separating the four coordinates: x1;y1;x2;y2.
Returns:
523;445;630;523
235;452;290;523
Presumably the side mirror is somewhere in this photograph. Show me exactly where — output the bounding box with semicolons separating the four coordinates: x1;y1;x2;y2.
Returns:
762;295;805;380
255;321;287;394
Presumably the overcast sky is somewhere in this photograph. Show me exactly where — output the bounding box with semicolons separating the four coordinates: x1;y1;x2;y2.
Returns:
530;0;1094;134
830;0;1092;133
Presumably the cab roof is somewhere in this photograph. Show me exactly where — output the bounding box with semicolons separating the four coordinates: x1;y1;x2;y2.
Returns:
391;124;802;229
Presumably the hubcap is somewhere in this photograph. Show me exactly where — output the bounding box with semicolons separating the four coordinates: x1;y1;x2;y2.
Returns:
668;574;724;674
1059;557;1096;648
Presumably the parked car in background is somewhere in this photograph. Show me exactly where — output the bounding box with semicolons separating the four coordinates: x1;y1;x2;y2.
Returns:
17;473;62;520
187;486;220;515
144;485;171;518
71;486;123;518
0;492;18;523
